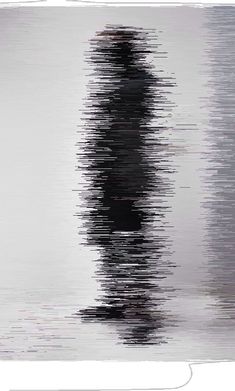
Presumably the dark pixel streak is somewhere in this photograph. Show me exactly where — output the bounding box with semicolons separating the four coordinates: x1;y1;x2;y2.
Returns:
77;25;176;345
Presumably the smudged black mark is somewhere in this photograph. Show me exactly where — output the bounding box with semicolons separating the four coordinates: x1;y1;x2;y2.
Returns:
76;25;176;345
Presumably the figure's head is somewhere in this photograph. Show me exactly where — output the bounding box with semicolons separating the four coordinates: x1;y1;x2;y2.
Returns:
95;26;148;69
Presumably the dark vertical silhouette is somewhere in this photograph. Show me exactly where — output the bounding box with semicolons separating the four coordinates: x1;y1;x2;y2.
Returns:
77;25;175;345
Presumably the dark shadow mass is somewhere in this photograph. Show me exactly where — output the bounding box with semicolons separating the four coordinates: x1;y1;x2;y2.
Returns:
204;7;235;318
77;25;176;345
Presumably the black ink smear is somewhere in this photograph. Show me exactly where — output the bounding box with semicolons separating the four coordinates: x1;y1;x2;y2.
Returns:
77;25;176;345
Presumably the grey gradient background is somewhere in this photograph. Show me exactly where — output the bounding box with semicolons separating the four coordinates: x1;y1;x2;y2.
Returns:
0;6;234;360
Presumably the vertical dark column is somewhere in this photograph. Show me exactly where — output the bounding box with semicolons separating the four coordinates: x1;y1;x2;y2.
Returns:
204;7;235;318
78;25;175;345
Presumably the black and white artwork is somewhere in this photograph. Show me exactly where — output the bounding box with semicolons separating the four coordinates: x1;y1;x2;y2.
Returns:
1;5;235;360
